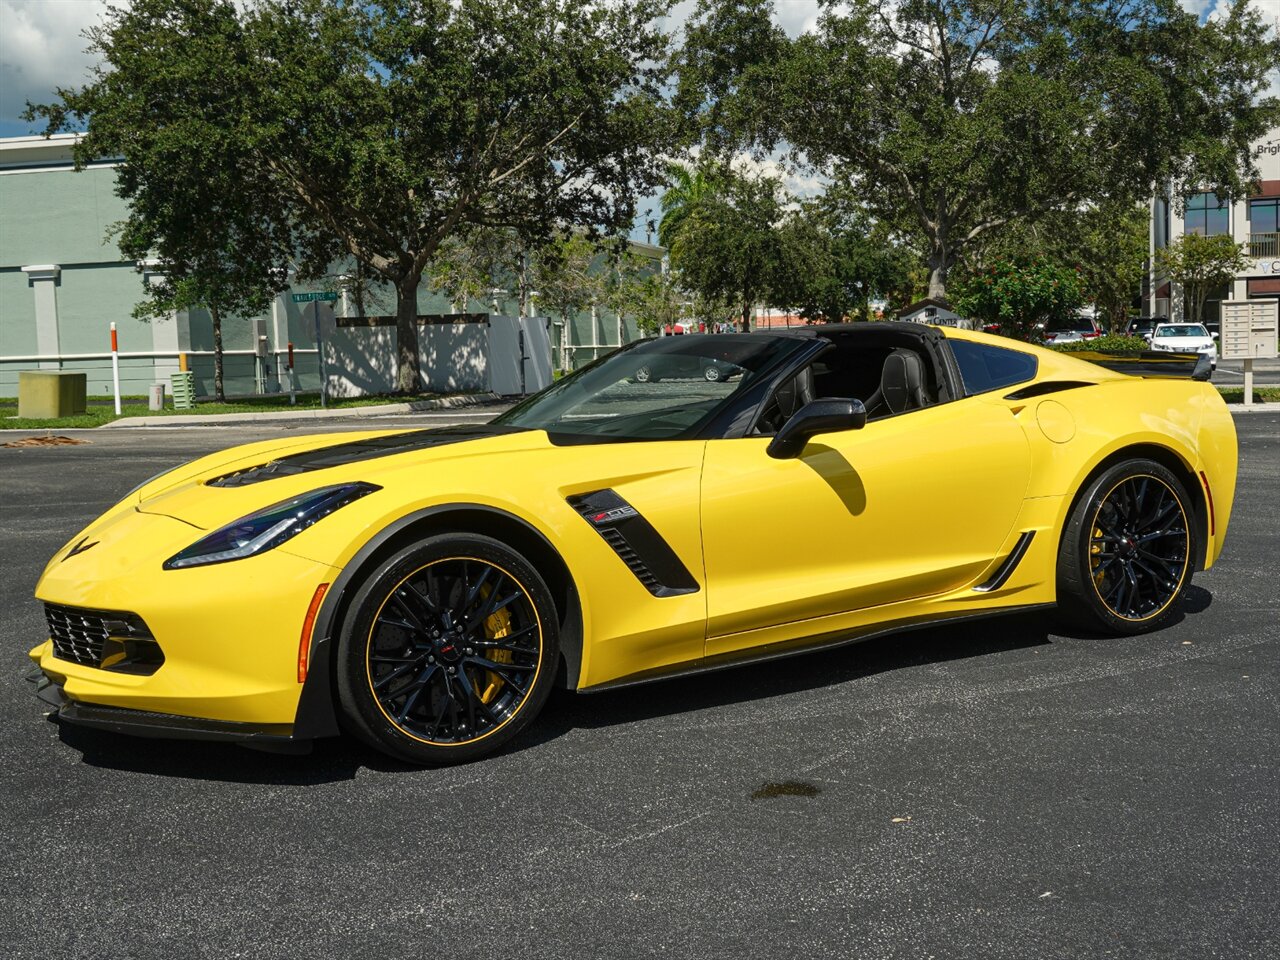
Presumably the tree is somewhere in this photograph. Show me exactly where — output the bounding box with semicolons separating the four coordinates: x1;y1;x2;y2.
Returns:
668;164;791;329
615;265;684;336
979;201;1150;335
1156;233;1250;325
31;0;671;394
676;0;1280;301
952;258;1084;342
774;197;918;323
657;161;720;249
24;0;291;402
534;232;605;366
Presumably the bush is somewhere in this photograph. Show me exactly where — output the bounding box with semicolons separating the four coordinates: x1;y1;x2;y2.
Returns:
1049;334;1149;353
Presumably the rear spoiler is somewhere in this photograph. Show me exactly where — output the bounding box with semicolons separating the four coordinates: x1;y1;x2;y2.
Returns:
1065;350;1213;381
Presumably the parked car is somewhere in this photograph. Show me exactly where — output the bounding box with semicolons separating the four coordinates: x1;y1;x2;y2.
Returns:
1149;322;1218;370
633;355;742;383
1042;316;1102;343
1128;318;1165;343
28;326;1238;764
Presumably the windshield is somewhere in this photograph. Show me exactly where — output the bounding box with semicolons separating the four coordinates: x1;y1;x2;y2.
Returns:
494;335;807;440
1155;325;1209;338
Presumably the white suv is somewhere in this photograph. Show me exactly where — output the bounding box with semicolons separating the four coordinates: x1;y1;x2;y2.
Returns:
1149;323;1217;370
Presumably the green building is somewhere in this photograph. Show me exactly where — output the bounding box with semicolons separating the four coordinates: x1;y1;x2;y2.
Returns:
0;133;659;399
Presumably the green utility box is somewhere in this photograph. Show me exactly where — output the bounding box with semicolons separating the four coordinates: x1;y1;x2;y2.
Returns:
170;371;195;410
17;371;87;419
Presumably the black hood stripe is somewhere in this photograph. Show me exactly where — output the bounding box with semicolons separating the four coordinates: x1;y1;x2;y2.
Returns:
206;425;526;487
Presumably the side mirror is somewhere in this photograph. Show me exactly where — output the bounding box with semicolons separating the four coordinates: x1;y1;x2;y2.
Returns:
767;398;867;460
1211;332;1219;340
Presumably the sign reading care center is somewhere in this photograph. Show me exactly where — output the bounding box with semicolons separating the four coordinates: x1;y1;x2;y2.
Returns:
290;291;338;303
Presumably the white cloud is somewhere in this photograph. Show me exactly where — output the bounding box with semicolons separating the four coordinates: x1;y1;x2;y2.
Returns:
664;0;822;39
0;0;109;129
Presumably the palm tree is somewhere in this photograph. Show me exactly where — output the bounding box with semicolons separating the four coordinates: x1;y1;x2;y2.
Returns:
658;161;719;250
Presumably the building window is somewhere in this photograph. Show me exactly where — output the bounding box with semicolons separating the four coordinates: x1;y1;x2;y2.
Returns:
1184;192;1229;237
1249;199;1279;257
1155;196;1170;249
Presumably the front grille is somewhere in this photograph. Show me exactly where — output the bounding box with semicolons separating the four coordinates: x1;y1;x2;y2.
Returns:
45;603;154;669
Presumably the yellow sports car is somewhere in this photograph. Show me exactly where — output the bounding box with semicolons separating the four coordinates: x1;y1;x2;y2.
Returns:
29;324;1237;764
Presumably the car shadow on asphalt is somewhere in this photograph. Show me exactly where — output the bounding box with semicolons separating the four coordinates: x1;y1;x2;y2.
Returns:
53;588;1212;781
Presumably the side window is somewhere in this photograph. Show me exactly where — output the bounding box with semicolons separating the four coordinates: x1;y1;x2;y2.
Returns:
950;340;1038;395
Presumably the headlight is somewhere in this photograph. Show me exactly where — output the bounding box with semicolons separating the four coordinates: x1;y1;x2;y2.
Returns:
164;482;379;570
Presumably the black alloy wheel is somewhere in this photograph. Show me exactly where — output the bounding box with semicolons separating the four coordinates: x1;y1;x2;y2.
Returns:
337;534;559;764
1057;459;1195;635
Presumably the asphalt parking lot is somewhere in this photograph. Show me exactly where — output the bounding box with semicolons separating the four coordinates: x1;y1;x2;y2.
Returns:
1;412;1277;960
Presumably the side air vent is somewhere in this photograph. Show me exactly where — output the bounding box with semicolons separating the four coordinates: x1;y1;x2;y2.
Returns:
567;490;699;598
973;532;1036;593
1003;381;1094;401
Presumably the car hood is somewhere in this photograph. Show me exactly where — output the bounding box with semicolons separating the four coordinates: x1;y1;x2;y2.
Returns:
132;424;545;530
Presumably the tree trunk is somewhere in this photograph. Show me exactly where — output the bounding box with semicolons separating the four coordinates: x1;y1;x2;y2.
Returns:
926;226;956;302
211;302;225;402
394;273;422;394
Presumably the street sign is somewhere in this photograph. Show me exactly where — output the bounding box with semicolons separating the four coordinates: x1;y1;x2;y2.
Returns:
290;291;338;303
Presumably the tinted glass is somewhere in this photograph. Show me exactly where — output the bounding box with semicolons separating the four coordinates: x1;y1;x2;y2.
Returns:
1185;192;1229;237
950;340;1039;395
1155;325;1209;338
1249;199;1278;234
494;335;807;440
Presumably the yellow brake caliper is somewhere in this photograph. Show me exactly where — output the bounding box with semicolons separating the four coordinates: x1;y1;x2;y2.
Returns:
1091;525;1106;588
477;584;514;705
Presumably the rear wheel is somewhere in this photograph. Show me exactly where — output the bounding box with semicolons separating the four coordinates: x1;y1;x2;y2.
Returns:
633;365;658;383
336;534;558;765
703;364;723;382
1057;459;1196;635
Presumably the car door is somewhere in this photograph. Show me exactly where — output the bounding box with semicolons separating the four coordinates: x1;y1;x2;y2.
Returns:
699;394;1033;657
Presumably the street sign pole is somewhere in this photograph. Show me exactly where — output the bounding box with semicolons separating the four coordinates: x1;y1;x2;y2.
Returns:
291;293;337;408
314;302;328;410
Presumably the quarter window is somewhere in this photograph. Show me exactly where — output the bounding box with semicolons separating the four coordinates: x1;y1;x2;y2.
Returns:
950;340;1038;395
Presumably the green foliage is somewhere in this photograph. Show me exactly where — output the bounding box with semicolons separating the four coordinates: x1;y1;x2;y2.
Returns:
952;258;1085;342
658;161;720;249
774;194;918;323
979;201;1150;335
533;232;606;328
1156;233;1251;325
30;0;672;394
668;163;790;329
1050;334;1151;353
676;0;1280;301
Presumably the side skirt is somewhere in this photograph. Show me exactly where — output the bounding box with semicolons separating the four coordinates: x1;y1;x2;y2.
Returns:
578;602;1056;695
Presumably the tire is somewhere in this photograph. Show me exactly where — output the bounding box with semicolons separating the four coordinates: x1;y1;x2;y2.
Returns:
703;364;723;382
1056;458;1196;635
633;365;657;383
336;533;559;765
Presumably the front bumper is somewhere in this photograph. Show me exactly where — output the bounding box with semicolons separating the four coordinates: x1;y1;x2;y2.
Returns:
32;671;301;748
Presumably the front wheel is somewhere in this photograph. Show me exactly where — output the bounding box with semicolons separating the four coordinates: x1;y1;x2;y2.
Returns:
336;534;559;765
1056;459;1196;635
703;364;723;382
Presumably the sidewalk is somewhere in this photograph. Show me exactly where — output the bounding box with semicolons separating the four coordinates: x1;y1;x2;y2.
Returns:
102;392;503;428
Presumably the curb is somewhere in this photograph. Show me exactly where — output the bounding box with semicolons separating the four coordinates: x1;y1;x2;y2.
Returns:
100;392;503;428
1228;405;1277;415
